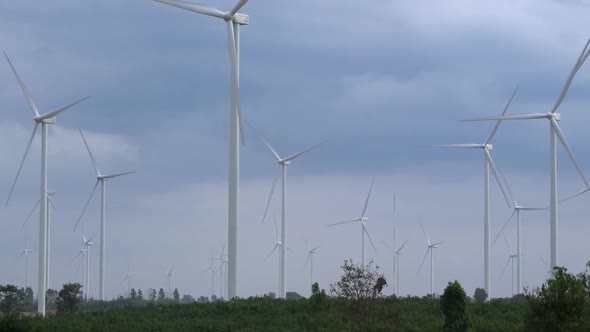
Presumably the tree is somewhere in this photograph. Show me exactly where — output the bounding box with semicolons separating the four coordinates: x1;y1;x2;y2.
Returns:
130;288;137;299
23;287;33;306
46;288;58;308
173;289;180;302
197;296;209;302
285;292;303;300
473;287;487;304
211;295;218;301
265;292;276;299
137;289;144;301
309;282;330;313
180;294;195;303
0;285;25;316
158;288;166;301
148;288;157;302
56;283;83;314
441;281;470;331
525;266;587;331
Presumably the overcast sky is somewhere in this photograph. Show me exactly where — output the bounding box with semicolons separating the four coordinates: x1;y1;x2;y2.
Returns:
1;0;590;301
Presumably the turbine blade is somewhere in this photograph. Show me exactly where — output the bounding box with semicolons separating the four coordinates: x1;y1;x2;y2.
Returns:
225;21;245;146
327;218;360;227
397;239;410;252
417;247;430;275
273;212;278;240
550;39;590;114
47;195;56;210
228;0;248;16
560;187;589;204
256;133;281;161
73;180;100;232
492;209;516;248
552;119;590;188
310;246;321;252
101;171;136;179
497;166;515;207
79;129;101;176
22;199;40;228
281;143;322;163
4;52;39;117
485;150;512;208
519;206;549;211
484;85;519;144
153;0;227;19
499;256;512;280
432;240;446;246
462;113;548;122
503;235;512;253
422;144;482;148
362;222;377;254
38;96;89;120
263;244;279;263
261;168;279;224
419;220;430;246
361;178;375;218
381;241;393;250
303;252;311;271
6;123;39;207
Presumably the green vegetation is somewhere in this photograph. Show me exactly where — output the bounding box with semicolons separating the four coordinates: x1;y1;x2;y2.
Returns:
3;260;590;331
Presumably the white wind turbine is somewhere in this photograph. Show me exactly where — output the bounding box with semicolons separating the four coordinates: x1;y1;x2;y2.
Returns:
499;236;518;297
20;233;33;289
72;247;87;296
464;39;590;270
491;172;547;295
426;86;518;298
4;53;89;316
203;252;217;298
258;134;321;299
328;179;377;268
123;265;135;297
153;0;250;300
167;267;175;298
303;246;320;291
383;232;409;296
262;214;282;294
417;222;445;296
74;129;135;301
82;235;95;299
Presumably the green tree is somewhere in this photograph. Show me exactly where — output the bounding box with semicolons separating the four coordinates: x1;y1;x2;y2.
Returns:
473;287;487;304
525;266;587;331
180;294;195;303
137;289;144;301
309;282;330;313
173;288;180;302
56;283;82;314
0;285;25;316
46;288;58;308
148;288;157;301
285;292;303;300
158;288;166;301
130;288;137;299
441;280;470;331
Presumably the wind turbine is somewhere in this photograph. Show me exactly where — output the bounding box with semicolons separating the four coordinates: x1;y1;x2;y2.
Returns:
258;133;320;299
384;236;409;296
303;246;320;292
499;236;518;297
72;247;87;296
464;39;590;270
328;179;377;268
153;0;250;300
203;252;217;298
82;235;95;299
74;129;135;301
123;266;135;297
425;86;518;298
167;267;175;298
20;233;33;289
417;222;445;296
262;214;282;295
4;53;89;316
491;172;547;295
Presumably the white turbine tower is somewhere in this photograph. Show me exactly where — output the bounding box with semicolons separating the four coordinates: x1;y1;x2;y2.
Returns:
258;134;320;299
303;246;320;292
417;222;445;296
4;53;89;316
82;235;95;299
328;179;377;268
491;172;547;295
499;236;518;297
20;234;33;289
426;86;518;298
167;267;175;298
464;39;590;270
74;129;135;301
153;0;250;300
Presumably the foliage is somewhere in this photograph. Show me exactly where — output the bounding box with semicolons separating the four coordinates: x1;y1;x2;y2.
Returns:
440;280;470;331
130;288;137;299
180;294;195;303
173;288;180;302
158;288;166;301
285;292;303;300
525;266;588;331
309;282;330;313
0;285;25;316
137;289;144;301
56;283;82;314
474;287;488;304
46;289;58;308
147;288;156;302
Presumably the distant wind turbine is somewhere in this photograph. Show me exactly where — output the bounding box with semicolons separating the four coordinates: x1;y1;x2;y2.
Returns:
417;221;445;296
263;214;282;295
74;129;135;301
203;251;217;298
167;267;175;298
4;53;89;316
124;266;135;297
499;236;518;297
303;246;320;291
82;235;95;299
20;233;33;289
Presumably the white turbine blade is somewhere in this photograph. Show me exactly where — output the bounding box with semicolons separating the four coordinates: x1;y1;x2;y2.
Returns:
499;256;512;280
20;250;26;257
303;252;311;271
484;85;519;144
228;0;248;16
361;178;375;218
362;222;377;254
225;20;246;146
256;134;281;161
82;235;87;244
169;267;175;275
431;240;446;246
462;113;548;122
38;96;89;121
281;143;322;163
88;233;98;243
560;187;589;203
397;239;410;252
73;180;100;232
327;218;360;227
4;52;39;117
519;206;549;211
419;220;430;246
273;212;278;240
552;119;590;188
417;247;430;275
79;129;101;176
153;0;227;19
381;241;393;250
21;199;40;228
485;150;512;208
423;144;482;149
550;39;590;114
47;195;56;210
503;235;512;254
310;246;321;252
492;209;516;248
6;123;39;207
101;171;136;179
263;244;280;263
261;169;279;224
497;167;515;207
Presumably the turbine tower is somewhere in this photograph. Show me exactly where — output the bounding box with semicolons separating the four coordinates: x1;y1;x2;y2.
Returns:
82;235;95;299
258;133;320;299
426;86;518;298
328;179;377;267
499;236;518;297
167;267;175;298
303;246;320;292
123;266;135;297
262;214;282;295
153;0;250;299
74;129;135;301
4;53;89;316
464;39;590;270
20;233;33;289
417;222;445;296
